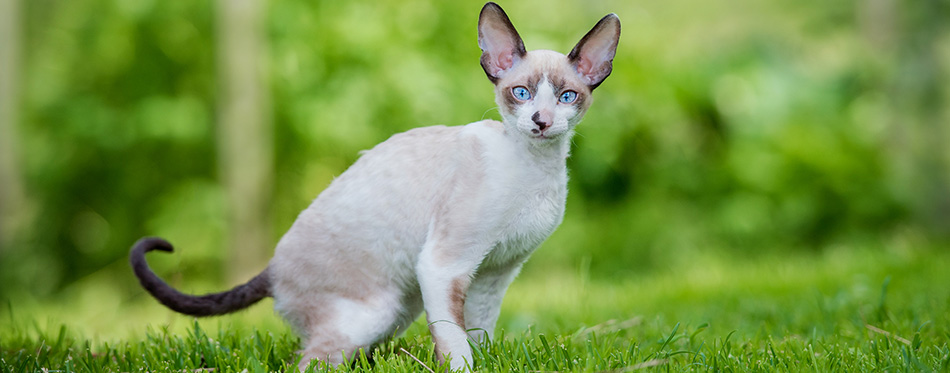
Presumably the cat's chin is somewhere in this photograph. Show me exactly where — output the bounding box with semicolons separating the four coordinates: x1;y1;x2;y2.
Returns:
527;130;570;143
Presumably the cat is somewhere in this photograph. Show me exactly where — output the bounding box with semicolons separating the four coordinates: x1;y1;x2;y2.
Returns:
130;2;620;371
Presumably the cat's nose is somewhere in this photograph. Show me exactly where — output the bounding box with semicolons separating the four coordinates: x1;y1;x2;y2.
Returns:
531;111;549;131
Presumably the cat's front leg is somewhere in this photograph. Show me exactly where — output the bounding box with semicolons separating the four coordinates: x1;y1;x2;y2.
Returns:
416;239;486;371
464;260;526;343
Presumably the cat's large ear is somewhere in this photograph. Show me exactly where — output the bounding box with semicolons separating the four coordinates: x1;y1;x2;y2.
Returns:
478;2;527;83
568;14;621;90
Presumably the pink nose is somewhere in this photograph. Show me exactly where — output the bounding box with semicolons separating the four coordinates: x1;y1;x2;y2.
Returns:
532;111;551;131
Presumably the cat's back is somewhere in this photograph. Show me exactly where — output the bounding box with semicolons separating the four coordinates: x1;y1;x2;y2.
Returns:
272;122;501;280
337;120;505;194
364;120;503;159
360;124;462;164
287;121;502;239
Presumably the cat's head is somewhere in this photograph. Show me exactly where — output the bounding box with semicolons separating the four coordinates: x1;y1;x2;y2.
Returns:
478;2;620;144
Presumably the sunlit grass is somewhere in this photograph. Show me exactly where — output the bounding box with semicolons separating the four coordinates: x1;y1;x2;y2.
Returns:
3;239;949;371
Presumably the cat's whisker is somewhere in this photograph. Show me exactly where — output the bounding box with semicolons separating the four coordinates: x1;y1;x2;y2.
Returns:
481;106;501;121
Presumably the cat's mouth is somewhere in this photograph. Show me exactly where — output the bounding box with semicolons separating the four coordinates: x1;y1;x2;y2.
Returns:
530;129;560;140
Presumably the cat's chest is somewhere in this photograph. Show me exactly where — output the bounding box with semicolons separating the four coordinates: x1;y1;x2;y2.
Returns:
457;121;570;268
484;171;567;268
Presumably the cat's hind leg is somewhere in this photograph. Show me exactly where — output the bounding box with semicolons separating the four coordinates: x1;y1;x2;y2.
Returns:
295;292;409;371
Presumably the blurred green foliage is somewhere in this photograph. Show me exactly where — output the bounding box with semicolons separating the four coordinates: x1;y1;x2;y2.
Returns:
0;0;947;303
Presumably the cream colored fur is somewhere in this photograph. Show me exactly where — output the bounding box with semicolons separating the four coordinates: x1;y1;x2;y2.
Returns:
266;3;619;371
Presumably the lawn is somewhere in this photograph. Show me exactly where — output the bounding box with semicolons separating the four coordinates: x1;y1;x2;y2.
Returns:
2;237;949;372
3;0;948;371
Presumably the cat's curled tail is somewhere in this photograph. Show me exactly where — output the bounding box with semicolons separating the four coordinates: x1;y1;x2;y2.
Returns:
130;237;272;316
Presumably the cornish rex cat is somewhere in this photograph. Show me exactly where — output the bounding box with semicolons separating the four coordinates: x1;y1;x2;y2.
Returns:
131;2;620;370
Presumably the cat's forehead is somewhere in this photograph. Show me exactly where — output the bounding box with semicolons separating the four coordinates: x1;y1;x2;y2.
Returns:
499;50;587;90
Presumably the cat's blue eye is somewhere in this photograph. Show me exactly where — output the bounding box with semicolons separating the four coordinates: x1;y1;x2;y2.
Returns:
559;90;578;104
511;86;532;101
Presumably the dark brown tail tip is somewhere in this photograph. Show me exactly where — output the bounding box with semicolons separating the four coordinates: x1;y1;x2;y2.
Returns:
132;237;174;254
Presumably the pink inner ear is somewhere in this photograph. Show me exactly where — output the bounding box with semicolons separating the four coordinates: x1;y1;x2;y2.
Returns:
575;57;605;86
496;51;514;72
573;40;616;86
575;58;593;78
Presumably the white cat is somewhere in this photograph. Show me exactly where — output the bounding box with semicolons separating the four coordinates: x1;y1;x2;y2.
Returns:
130;2;620;371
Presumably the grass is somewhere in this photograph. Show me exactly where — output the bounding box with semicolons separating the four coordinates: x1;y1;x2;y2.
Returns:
2;238;949;372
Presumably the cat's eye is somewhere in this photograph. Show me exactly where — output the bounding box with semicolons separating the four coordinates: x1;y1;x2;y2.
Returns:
559;90;578;104
511;86;532;101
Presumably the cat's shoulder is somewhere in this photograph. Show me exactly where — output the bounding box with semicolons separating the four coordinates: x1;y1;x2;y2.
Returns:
463;119;504;133
467;119;504;132
458;119;505;143
364;121;505;161
381;120;505;146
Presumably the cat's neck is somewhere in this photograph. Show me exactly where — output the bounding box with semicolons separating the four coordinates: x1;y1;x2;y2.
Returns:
508;128;573;173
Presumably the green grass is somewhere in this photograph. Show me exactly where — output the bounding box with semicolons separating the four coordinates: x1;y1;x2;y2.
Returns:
3;239;949;372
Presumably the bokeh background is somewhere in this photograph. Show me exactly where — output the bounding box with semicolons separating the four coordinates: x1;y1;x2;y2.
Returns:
1;0;948;338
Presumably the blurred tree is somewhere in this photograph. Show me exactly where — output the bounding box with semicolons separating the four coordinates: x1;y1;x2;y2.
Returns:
0;0;25;252
888;0;949;235
0;0;222;300
1;0;947;299
217;0;274;282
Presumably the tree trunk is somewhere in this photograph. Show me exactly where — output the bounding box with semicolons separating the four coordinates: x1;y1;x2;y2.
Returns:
0;0;25;251
891;0;949;235
863;0;950;236
216;0;274;282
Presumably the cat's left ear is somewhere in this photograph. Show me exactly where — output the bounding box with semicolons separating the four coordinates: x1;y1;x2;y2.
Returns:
568;14;621;90
478;2;527;83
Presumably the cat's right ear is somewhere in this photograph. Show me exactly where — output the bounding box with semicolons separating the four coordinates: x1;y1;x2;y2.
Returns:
478;2;526;84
